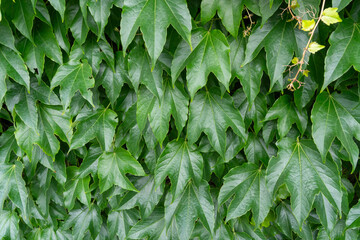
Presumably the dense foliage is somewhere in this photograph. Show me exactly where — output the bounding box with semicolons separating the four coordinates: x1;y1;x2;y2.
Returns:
0;0;360;239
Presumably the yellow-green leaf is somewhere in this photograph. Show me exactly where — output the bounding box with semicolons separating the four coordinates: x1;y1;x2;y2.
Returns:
301;19;315;31
308;42;325;53
321;8;342;26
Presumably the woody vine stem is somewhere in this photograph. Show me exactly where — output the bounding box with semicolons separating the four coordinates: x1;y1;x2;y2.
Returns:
287;0;326;91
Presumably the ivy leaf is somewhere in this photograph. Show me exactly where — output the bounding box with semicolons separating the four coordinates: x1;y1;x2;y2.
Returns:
14;118;36;160
38;104;73;145
88;0;113;40
63;205;102;240
64;167;91;210
266;138;342;227
0;127;18;163
0;18;17;53
311;91;360;171
201;0;244;36
99;52;127;106
264;95;308;138
13;86;38;131
323;19;360;91
301;19;315;31
70;107;118;151
171;29;231;98
33;21;63;65
0;46;30;91
154;139;203;199
51;60;94;109
127;208;168;240
164;181;215;240
346;200;360;229
136;82;188;145
188;88;247;157
12;0;35;41
244;133;275;165
0;162;29;221
244;0;282;26
98;147;145;192
108;209;139;240
332;0;352;11
65;0;89;45
121;0;192;68
48;0;66;21
321;8;342;25
218;163;272;226
308;42;325;54
117;176;164;218
315;193;338;234
128;46;163;100
243;18;301;89
0;211;19;240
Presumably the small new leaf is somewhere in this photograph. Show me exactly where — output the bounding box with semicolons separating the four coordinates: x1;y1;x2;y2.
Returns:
321;8;342;26
301;19;315;32
308;42;325;54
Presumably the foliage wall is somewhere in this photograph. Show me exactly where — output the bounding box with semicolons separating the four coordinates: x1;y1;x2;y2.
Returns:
0;0;360;239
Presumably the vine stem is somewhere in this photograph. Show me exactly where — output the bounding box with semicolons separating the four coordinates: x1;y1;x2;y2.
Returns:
287;0;326;91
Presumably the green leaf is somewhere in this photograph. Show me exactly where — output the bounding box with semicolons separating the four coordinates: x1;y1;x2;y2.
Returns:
244;133;275;165
323;19;360;91
63;205;102;240
243;18;302;89
38;104;73;145
218;163;272;226
346;200;360;229
0;162;29;221
201;0;244;36
311;91;360;171
0;211;19;240
48;0;66;21
154;139;203;199
266;138;342;227
164;181;215;240
315;193;338;234
136;82;188;145
0;127;18;163
108;209;139;240
0;18;17;53
128;46;163;100
12;0;35;41
34;21;63;65
71;107;118;151
99;52;127;106
14;86;38;131
264;95;308;138
276;202;313;239
17;38;45;80
244;0;282;26
64;167;91;210
188;88;247;157
51;60;94;109
332;0;352;11
65;0;89;45
117;176;164;218
121;0;192;68
98;147;145;192
127;208;168;240
171;29;231;98
0;46;30;91
88;0;113;40
14;118;36;160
